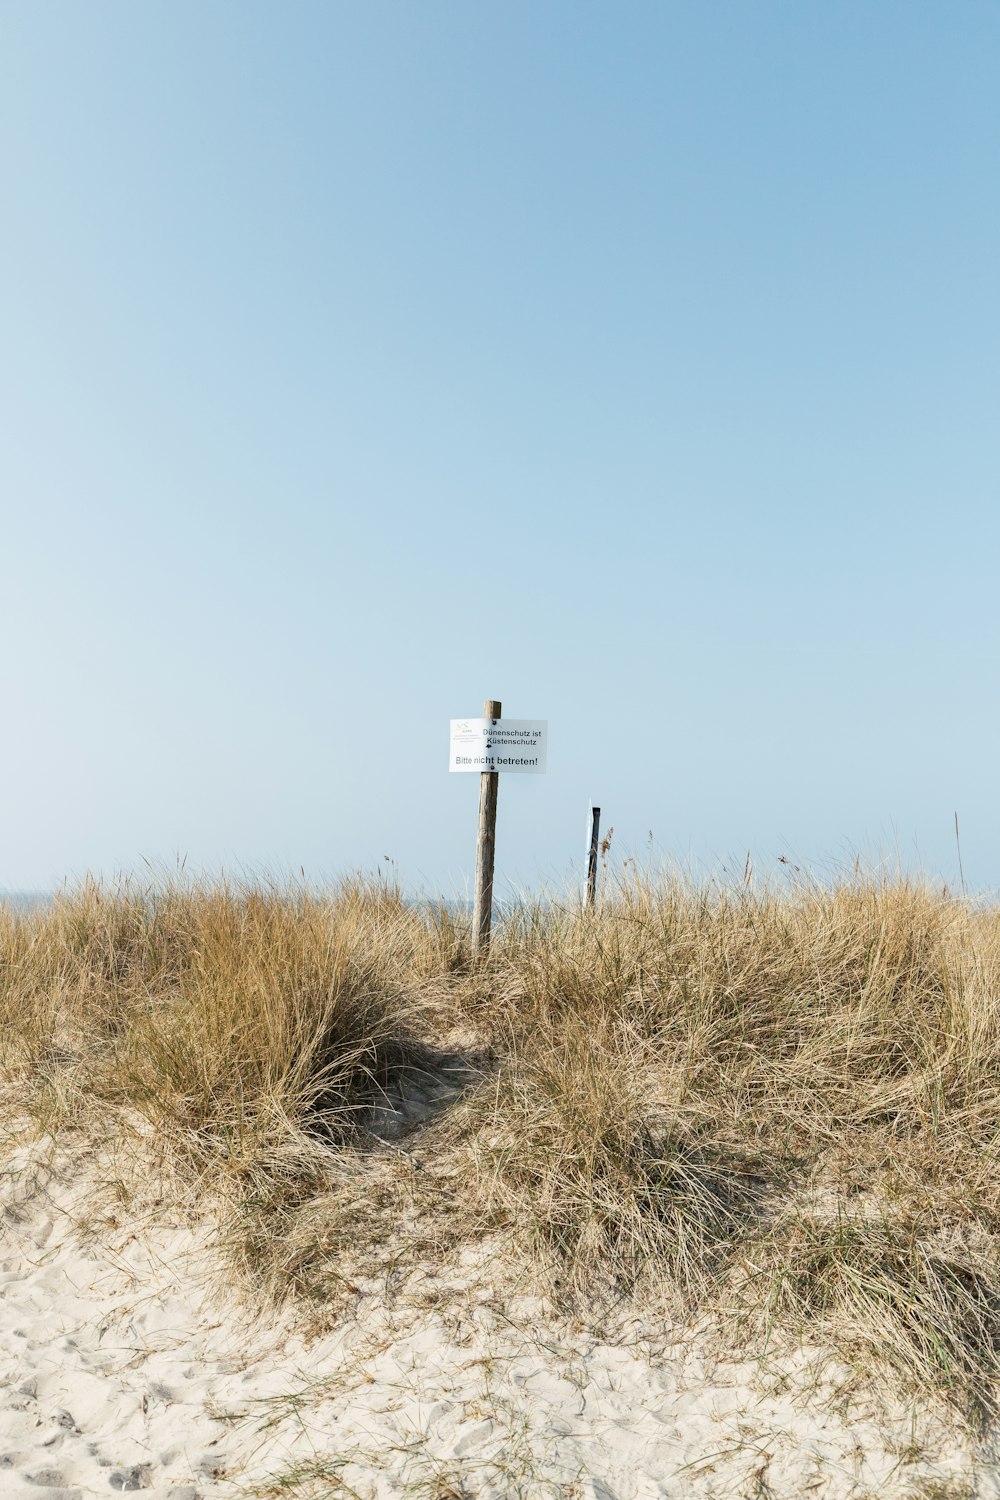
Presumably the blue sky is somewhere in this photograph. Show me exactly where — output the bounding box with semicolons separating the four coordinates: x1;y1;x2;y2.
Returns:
2;1;998;895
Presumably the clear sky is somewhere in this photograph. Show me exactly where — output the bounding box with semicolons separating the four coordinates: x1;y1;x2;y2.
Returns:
2;1;998;896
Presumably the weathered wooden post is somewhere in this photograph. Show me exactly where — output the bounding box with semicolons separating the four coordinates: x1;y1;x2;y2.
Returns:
472;697;501;955
448;703;547;958
585;804;601;909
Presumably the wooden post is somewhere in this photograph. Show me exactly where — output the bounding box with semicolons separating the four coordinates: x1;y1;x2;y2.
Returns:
585;805;601;909
472;698;501;956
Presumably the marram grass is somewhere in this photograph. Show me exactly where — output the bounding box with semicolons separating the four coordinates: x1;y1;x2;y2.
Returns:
4;870;1000;1423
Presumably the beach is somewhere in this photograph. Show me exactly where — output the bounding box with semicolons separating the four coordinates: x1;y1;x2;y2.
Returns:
1;1133;991;1500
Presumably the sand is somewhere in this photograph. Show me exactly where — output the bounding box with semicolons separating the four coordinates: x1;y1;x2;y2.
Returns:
0;1138;994;1500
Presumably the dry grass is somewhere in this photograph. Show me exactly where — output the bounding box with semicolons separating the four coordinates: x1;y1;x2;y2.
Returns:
4;869;1000;1424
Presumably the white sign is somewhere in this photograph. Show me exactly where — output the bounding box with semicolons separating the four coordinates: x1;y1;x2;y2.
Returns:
449;718;547;773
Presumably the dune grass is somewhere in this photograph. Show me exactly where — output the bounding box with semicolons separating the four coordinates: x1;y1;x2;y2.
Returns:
3;869;1000;1424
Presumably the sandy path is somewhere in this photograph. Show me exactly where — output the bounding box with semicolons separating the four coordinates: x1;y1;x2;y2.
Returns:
0;1140;991;1499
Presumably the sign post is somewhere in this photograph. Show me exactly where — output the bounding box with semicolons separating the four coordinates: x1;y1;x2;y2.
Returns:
473;698;501;954
449;704;548;956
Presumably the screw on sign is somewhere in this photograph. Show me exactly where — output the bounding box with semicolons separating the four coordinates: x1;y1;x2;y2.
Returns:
448;701;547;954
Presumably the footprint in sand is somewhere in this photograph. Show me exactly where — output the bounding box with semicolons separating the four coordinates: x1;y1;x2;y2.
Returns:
108;1464;153;1491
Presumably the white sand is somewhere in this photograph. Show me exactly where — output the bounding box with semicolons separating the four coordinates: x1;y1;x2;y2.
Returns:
0;1139;994;1500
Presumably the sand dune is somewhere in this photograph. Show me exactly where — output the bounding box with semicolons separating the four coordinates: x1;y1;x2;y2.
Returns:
0;1138;993;1499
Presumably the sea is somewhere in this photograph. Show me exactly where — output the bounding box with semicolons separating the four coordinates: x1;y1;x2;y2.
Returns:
0;892;54;912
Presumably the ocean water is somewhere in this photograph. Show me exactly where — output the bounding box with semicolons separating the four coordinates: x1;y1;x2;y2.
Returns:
0;892;55;912
0;891;550;923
